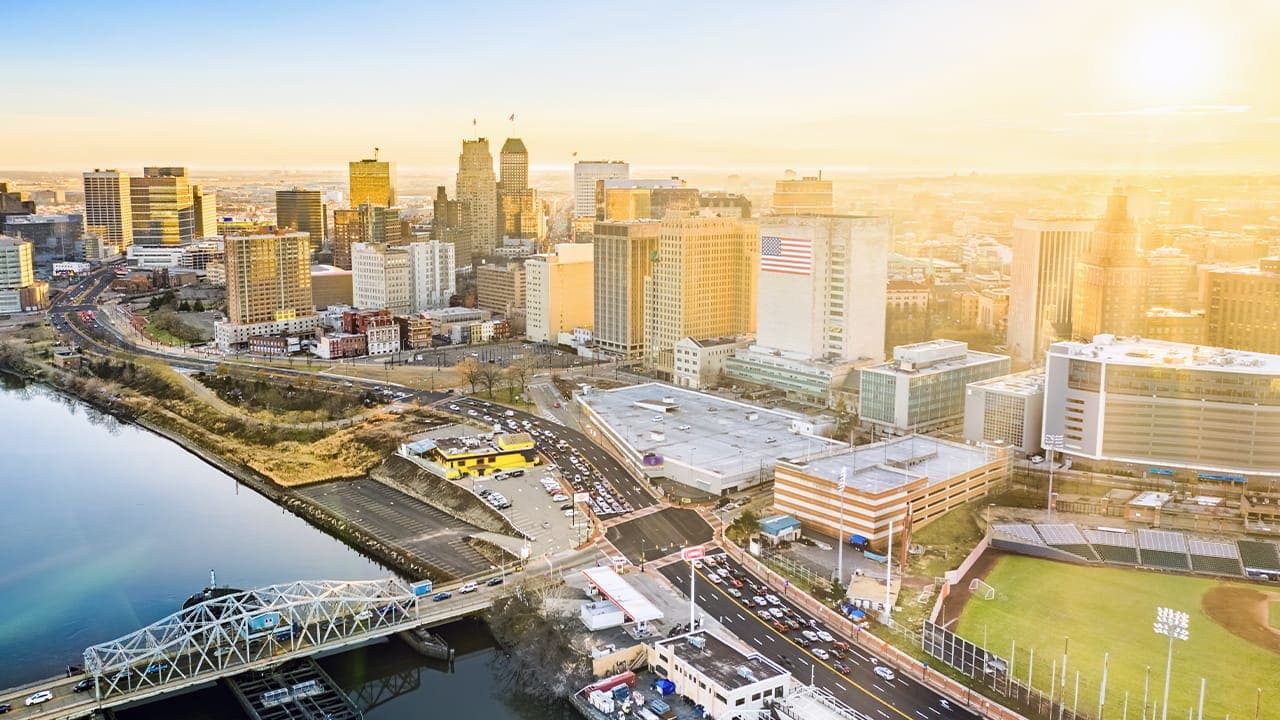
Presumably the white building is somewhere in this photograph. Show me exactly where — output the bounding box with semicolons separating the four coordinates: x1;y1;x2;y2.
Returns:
405;240;456;310
672;336;750;390
126;244;187;269
1043;336;1280;478
648;632;789;719
963;370;1046;456
1007;218;1094;367
525;242;594;344
366;322;401;356
859;340;1011;435
351;242;411;314
573;160;629;217
214;316;321;351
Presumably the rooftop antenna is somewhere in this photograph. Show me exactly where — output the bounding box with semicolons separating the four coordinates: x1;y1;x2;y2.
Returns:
373;147;380;161
209;569;217;588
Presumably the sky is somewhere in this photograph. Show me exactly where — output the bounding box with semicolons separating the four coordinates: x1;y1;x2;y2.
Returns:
5;0;1280;173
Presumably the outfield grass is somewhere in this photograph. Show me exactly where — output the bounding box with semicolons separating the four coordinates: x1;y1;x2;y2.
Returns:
956;556;1277;720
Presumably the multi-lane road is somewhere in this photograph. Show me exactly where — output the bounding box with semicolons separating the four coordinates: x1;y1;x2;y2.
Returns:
659;550;974;720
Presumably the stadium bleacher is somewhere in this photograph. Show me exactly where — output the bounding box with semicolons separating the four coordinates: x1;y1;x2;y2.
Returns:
1083;528;1139;565
993;524;1045;545
1187;538;1244;575
1034;524;1099;561
1237;540;1280;575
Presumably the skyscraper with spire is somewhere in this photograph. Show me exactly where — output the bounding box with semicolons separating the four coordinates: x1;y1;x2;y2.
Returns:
1071;184;1147;341
456;138;498;261
498;138;543;242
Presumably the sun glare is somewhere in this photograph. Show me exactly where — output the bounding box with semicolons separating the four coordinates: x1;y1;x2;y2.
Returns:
1121;16;1222;105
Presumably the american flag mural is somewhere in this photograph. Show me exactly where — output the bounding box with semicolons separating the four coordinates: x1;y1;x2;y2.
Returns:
760;235;812;276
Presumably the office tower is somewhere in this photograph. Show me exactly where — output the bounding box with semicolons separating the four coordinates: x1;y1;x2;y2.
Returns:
573;160;629;217
754;215;890;362
772;175;833;215
1006;217;1094;366
331;203;399;269
962;370;1046;456
1145;246;1195;311
191;185;217;238
405;240;456;311
1071;185;1147;341
499;137;528;194
349;153;396;208
0;236;47;312
642;215;759;375
476;264;525;315
699;191;753;218
524;243;593;343
595;179;698;221
131;166;194;246
82;169;133;252
593;220;660;359
431;186;469;258
1205;258;1280;354
351;242;411;314
223;232;314;325
456;138;498;260
1043;336;1280;477
276;188;326;253
0;182;36;222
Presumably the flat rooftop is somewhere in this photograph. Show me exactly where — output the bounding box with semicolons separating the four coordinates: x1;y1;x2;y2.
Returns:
780;435;996;494
1050;336;1280;374
582;383;844;478
968;369;1045;396
653;632;787;690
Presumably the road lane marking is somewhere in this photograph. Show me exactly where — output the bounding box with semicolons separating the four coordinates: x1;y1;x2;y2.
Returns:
878;711;890;719
736;613;746;622
752;637;763;646
929;708;941;715
916;713;929;719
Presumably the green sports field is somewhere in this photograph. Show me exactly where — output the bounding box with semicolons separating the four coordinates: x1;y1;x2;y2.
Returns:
955;555;1278;720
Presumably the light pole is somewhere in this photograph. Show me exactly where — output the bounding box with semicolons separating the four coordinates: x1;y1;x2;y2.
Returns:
1153;607;1189;720
836;468;847;583
1043;434;1064;522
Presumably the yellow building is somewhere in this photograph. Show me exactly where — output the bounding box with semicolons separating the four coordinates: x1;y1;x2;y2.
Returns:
1072;185;1147;340
476;263;525;315
131;166;194;246
402;433;538;479
349;155;396;208
224;231;314;325
525;243;593;343
593;220;660;359
771;175;833;215
643;215;759;376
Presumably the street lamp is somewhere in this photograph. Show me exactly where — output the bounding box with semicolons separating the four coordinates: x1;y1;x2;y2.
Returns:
1043;434;1064;522
1153;607;1189;720
836;468;847;583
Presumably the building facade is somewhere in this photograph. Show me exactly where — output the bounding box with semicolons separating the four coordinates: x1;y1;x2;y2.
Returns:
405;240;456;311
524;243;593;344
648;633;789;719
216;231;317;349
456;138;498;260
573;160;629;218
672;336;750;390
349;156;396;208
1072;186;1147;341
310;265;354;308
1204;259;1280;355
191;184;217;238
276;189;326;253
0;236;47;312
858;340;1010;435
771;175;833;215
475;263;525;315
351;242;411;314
643;215;759;375
1043;336;1280;478
130;166;195;246
962;370;1046;456
83;169;133;253
593;220;659;359
1007;217;1093;367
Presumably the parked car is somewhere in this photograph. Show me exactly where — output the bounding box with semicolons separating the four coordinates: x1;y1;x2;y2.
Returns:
874;666;896;681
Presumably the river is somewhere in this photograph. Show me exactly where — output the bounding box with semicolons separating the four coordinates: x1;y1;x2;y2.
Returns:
0;381;574;719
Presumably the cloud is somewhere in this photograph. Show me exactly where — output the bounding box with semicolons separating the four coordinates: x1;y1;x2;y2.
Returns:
1069;105;1253;117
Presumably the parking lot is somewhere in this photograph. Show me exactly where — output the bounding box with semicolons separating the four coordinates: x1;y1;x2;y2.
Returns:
469;463;590;558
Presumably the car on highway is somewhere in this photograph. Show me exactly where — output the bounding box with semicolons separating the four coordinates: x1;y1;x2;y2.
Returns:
432;591;452;602
751;596;768;606
816;630;834;643
765;594;781;605
771;620;788;633
832;661;850;675
769;607;786;618
0;702;10;713
726;587;741;598
793;635;811;647
73;678;96;693
25;691;53;706
459;582;478;593
812;648;830;660
486;577;504;586
756;609;773;620
874;666;896;681
801;630;819;642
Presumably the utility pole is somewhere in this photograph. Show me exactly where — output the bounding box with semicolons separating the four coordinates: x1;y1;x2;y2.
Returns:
836;467;847;583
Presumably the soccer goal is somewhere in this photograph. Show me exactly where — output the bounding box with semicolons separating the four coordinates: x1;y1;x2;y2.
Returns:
969;578;996;600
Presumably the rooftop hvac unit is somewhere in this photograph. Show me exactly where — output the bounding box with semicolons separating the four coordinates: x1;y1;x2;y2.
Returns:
687;635;706;649
736;665;757;682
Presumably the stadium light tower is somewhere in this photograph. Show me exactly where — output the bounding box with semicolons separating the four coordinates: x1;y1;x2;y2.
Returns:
1153;607;1189;720
1043;434;1064;521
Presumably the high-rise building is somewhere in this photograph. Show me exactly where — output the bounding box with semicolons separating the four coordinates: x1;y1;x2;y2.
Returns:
431;186;468;257
349;154;396;208
1006;217;1094;367
1071;185;1147;341
276;188;326;254
1145;246;1195;311
351;242;411;314
573;160;629;218
754;215;890;362
1043;336;1280;478
593;220;660;359
131;166;194;246
191;185;217;238
524;243;593;343
222;232;314;326
771;175;833;215
0;182;36;222
405;241;456;311
456;138;498;260
1204;258;1280;354
595;179;699;222
642;215;759;375
498;137;528;194
475;264;525;315
497;137;542;241
0;236;47;312
82;169;133;252
330;203;400;270
962;370;1046;456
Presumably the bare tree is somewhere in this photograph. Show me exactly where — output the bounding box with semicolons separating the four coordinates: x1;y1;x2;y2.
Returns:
505;356;534;396
477;363;501;399
454;356;482;394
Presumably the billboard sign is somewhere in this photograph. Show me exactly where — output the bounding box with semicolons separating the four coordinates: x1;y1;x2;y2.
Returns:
241;611;283;640
680;546;705;561
642;453;665;468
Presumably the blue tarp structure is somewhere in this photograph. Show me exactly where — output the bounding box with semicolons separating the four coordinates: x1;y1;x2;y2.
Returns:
653;679;676;696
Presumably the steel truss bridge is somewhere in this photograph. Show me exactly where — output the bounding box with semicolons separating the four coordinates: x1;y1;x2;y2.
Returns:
0;578;495;719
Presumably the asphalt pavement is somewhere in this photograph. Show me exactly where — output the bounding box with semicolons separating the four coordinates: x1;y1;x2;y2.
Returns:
658;550;978;720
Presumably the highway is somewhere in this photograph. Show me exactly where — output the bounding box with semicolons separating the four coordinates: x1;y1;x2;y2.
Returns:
659;550;976;720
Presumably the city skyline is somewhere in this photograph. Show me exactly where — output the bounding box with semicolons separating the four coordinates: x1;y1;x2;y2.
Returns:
5;0;1278;173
